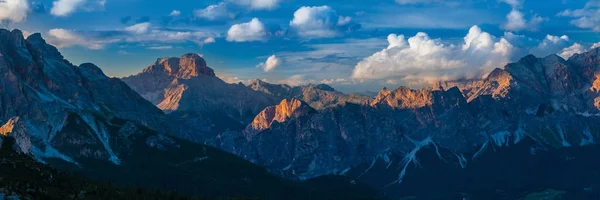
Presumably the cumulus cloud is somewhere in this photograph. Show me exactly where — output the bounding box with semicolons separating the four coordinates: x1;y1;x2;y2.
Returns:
0;0;30;23
352;25;514;84
559;43;585;59
289;6;359;38
169;10;181;17
351;24;591;85
226;18;267;42
230;0;281;10
194;2;235;20
501;0;544;31
257;55;281;72
558;1;600;32
529;34;571;57
46;28;106;49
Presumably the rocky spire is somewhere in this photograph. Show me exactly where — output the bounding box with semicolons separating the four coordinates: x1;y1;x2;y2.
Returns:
142;53;215;79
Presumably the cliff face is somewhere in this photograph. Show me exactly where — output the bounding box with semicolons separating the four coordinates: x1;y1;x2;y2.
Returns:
0;29;169;164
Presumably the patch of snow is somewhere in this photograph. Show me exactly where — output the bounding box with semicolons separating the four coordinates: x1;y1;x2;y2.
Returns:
339;167;351;175
80;114;121;165
31;144;79;166
551;101;560;110
555;124;571;147
490;131;511;147
383;153;391;164
454;152;467;168
386;136;440;186
513;126;527;144
576;112;600;117
283;163;293;171
525;108;536;115
472;141;488;160
580;128;595;146
357;156;378;178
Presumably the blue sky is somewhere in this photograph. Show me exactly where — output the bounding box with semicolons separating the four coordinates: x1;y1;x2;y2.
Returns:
2;0;600;93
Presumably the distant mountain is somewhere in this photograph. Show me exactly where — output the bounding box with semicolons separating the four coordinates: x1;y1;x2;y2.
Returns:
0;29;385;200
247;79;372;110
212;50;600;198
122;54;280;142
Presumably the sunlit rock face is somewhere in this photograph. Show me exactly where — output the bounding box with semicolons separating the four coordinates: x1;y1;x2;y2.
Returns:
218;48;600;185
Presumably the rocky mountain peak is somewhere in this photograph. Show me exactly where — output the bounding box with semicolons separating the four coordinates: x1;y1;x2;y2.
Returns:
374;87;391;102
244;98;314;135
142;53;215;79
79;63;108;80
26;33;64;60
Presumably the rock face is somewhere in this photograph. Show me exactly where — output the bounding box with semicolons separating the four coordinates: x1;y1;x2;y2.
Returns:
245;99;314;135
248;79;372;110
123;54;276;117
0;29;167;164
213;50;600;192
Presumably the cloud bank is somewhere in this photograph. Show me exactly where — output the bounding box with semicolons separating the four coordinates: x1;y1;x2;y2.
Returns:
351;25;593;85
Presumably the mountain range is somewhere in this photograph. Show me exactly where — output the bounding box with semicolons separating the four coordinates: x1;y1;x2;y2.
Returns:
3;28;600;199
0;29;383;199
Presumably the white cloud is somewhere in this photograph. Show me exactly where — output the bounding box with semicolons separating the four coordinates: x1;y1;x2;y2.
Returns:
257;55;281;72
499;0;522;7
50;0;85;16
50;0;106;17
559;43;584;59
147;45;173;50
558;1;600;32
226;18;267;42
169;10;181;17
500;0;543;31
46;28;105;50
124;22;151;34
0;0;30;23
230;0;280;10
194;2;235;20
351;25;514;84
502;9;544;31
203;37;216;44
289;6;355;38
395;0;457;5
530;34;571;57
503;9;527;30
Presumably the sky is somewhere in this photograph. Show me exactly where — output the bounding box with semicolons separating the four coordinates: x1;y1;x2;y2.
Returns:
2;0;600;93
